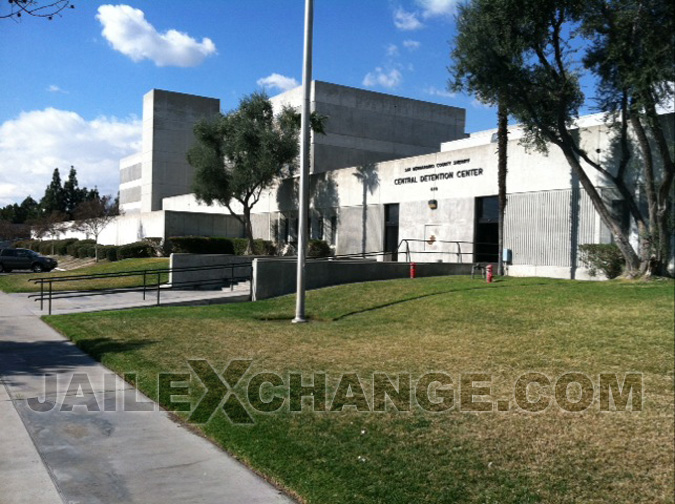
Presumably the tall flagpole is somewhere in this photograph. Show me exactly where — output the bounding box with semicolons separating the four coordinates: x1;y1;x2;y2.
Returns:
293;0;313;324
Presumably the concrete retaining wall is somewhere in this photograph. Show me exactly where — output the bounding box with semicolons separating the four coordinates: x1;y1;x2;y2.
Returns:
169;254;260;290
251;259;472;300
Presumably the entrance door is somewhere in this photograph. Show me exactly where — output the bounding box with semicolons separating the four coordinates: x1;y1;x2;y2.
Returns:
474;196;499;263
384;204;399;261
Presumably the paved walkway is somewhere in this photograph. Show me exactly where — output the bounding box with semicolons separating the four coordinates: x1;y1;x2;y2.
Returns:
16;282;251;316
0;292;294;504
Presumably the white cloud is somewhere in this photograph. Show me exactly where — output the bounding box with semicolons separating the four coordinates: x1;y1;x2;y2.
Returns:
394;8;423;30
403;39;421;51
416;0;457;18
363;68;403;89
47;85;67;94
0;108;141;206
424;86;455;98
256;73;299;92
386;44;399;57
96;5;216;67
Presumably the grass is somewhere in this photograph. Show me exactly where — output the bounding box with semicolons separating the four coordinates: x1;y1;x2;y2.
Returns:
44;275;674;503
0;257;169;293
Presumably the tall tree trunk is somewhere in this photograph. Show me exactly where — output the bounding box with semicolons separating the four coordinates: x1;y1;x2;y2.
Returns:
559;143;641;274
497;101;508;276
243;206;254;255
629;112;658;274
643;96;675;275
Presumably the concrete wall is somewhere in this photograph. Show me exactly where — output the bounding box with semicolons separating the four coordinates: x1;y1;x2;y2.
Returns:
270;81;466;174
169;254;256;290
164;211;243;239
251;258;473;300
119;152;143;215
141;90;220;213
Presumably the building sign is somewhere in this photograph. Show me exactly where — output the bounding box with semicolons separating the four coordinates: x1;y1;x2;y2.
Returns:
395;159;484;186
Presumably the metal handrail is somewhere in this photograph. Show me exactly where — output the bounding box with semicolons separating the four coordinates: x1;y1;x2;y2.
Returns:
396;238;499;263
28;262;253;315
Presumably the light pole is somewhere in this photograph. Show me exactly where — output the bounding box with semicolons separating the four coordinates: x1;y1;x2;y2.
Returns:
293;0;313;324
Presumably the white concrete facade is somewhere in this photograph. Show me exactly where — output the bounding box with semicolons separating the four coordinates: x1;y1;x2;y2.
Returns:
53;83;673;279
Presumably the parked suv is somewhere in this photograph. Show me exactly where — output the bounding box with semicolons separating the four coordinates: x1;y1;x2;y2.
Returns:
0;248;58;273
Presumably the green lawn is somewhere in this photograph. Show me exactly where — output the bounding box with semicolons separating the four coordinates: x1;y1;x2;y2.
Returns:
45;276;674;504
0;257;169;293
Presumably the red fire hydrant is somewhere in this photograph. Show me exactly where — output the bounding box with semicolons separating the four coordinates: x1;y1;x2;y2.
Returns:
486;264;493;283
410;262;417;279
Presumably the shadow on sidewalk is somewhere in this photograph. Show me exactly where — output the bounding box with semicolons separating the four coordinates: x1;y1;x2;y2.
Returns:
0;338;155;383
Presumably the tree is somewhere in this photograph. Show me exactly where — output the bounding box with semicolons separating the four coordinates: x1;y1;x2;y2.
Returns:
40;168;66;216
581;0;674;275
63;165;88;218
188;92;326;254
1;0;74;20
449;0;522;275
449;0;674;276
30;211;67;254
0;220;30;241
73;195;119;261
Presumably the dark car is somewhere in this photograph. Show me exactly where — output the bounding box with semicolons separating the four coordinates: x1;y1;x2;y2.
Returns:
0;248;58;273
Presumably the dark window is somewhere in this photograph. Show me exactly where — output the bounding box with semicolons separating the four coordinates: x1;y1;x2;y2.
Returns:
477;196;499;223
330;216;337;245
316;214;324;241
384;204;400;261
1;249;17;257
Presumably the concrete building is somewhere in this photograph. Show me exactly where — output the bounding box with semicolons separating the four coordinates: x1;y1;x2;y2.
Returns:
64;83;673;279
270;81;466;173
120;89;221;215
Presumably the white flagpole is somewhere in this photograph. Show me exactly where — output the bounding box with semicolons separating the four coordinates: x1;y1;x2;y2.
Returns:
293;0;313;324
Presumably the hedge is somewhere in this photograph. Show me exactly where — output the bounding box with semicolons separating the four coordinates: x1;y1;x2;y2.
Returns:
579;243;624;279
105;246;119;262
118;241;154;260
308;239;332;258
232;238;276;256
66;240;96;257
168;236;235;255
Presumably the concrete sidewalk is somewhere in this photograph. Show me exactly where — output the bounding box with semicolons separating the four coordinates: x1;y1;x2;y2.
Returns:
0;292;294;504
15;281;251;316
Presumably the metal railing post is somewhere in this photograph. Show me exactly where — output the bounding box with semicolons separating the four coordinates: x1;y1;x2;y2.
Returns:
48;280;52;316
143;271;147;300
40;279;44;311
156;271;161;306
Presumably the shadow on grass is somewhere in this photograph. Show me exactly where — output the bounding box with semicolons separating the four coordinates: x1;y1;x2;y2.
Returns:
253;280;548;323
331;282;540;321
73;338;156;362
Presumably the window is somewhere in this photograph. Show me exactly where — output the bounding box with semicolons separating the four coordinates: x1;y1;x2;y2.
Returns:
316;214;324;241
330;216;338;245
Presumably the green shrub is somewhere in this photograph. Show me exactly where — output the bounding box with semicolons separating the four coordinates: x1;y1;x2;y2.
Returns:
38;240;53;255
118;241;153;259
579;243;624;279
67;239;95;257
104;246;119;262
233;238;276;256
55;239;78;256
77;246;90;259
169;236;235;255
308;239;332;258
232;238;248;256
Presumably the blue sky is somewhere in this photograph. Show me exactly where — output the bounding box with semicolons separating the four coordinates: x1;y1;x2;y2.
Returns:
0;0;501;206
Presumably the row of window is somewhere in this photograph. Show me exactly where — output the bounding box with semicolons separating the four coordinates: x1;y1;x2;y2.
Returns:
277;214;338;244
